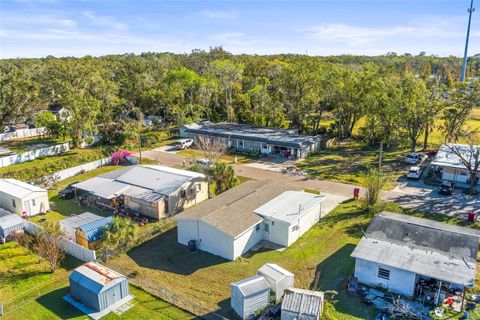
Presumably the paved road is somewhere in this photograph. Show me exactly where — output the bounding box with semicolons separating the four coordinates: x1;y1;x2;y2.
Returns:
140;149;478;217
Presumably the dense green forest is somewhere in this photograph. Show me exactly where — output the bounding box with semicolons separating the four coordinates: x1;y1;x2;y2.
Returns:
1;48;479;150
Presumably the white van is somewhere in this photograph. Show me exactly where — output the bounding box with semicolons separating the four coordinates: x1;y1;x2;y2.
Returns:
407;166;423;179
176;139;194;150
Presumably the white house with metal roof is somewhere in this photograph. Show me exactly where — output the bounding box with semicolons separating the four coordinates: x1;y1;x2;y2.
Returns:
281;288;324;320
72;165;208;220
351;212;480;302
0;179;49;216
180;122;322;159
431;143;480;186
231;275;271;319
175;180;326;260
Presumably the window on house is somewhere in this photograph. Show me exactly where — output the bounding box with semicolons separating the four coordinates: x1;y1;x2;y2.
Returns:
180;190;186;198
11;199;16;208
378;267;390;280
292;225;299;231
256;224;260;231
239;141;244;147
31;199;36;206
264;223;270;232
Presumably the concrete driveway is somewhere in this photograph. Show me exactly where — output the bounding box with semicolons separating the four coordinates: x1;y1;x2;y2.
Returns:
141;148;479;216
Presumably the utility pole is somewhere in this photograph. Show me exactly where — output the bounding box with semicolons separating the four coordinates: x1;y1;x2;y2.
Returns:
378;141;383;172
461;0;475;82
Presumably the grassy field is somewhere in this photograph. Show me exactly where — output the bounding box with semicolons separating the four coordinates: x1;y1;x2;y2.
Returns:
0;147;107;182
104;199;480;319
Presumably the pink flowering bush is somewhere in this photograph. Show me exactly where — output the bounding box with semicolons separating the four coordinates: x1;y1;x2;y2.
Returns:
111;150;132;165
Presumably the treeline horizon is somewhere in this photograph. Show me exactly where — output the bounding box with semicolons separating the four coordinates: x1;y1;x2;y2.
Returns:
1;47;479;150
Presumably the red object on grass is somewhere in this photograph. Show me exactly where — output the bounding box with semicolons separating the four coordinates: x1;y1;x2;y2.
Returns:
467;211;476;222
354;188;360;199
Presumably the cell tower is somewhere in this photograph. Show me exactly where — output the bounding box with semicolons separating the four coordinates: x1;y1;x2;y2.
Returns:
460;0;475;82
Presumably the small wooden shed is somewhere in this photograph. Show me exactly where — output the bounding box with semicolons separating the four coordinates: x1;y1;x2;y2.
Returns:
231;275;271;319
281;288;324;320
76;216;113;249
257;263;294;302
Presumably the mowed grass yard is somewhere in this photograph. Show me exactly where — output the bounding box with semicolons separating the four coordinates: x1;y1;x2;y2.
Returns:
0;136;71;154
105;199;480;320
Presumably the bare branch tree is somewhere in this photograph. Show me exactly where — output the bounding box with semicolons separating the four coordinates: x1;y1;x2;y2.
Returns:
33;222;66;273
194;135;227;163
387;296;426;320
442;131;480;193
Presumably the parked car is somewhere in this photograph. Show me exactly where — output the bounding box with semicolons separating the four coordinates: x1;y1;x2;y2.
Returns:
58;183;77;200
439;180;454;195
176;139;194;150
407;166;423;179
195;158;214;167
405;152;428;164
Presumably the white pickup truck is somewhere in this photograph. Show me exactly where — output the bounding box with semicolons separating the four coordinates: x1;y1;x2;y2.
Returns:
176;139;194;150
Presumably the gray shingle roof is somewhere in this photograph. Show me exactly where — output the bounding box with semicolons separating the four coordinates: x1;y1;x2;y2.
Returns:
174;180;303;238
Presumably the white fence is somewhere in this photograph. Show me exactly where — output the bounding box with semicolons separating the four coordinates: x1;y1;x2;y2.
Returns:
23;220;96;262
0;127;46;141
47;157;112;182
0;142;71;168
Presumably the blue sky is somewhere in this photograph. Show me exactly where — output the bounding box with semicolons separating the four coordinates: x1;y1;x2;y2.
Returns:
0;0;479;58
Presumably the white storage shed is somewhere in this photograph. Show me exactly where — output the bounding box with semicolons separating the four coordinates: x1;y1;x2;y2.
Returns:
231;275;271;319
281;288;324;320
0;179;49;216
257;263;294;302
0;209;23;239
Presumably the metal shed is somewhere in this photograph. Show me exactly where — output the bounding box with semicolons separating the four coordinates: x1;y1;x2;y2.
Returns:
69;262;129;312
59;212;104;241
76;216;113;249
257;263;294;302
231;275;271;319
0;210;23;239
281;288;324;320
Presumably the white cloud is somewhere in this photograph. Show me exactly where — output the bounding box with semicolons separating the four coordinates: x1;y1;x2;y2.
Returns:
198;9;237;20
6;15;77;27
82;11;128;31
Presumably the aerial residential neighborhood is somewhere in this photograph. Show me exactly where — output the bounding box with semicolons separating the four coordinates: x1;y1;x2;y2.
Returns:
0;1;479;320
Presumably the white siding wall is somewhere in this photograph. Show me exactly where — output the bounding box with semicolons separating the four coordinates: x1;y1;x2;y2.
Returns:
0;192;22;214
233;223;264;259
286;203;322;246
177;219;234;260
264;219;289;247
0;191;49;216
354;258;417;297
231;286;270;320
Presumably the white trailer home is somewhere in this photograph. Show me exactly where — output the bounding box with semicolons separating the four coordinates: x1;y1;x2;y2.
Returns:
0;179;49;216
175;180;326;260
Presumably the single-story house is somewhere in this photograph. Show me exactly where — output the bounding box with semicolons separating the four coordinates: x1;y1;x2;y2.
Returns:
60;212;105;241
76;216;114;249
180;122;322;159
351;212;480;303
67;262;130;314
231;275;271;319
257;263;294;302
48;103;70;122
175;180;326;260
431;143;480;186
281;288;324;320
0;179;50;216
72;165;208;220
0;209;24;239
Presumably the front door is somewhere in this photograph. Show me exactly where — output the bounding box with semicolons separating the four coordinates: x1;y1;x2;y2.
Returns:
23;200;31;215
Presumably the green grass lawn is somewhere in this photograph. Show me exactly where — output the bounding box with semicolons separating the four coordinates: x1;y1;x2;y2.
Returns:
298;148;408;189
177;148;258;164
0;147;107;182
104;199;480;319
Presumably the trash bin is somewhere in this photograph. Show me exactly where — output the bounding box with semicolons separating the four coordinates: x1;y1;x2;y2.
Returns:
467;211;476;222
354;188;360;200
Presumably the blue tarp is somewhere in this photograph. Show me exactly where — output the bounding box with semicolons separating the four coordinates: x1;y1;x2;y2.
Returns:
79;216;113;242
